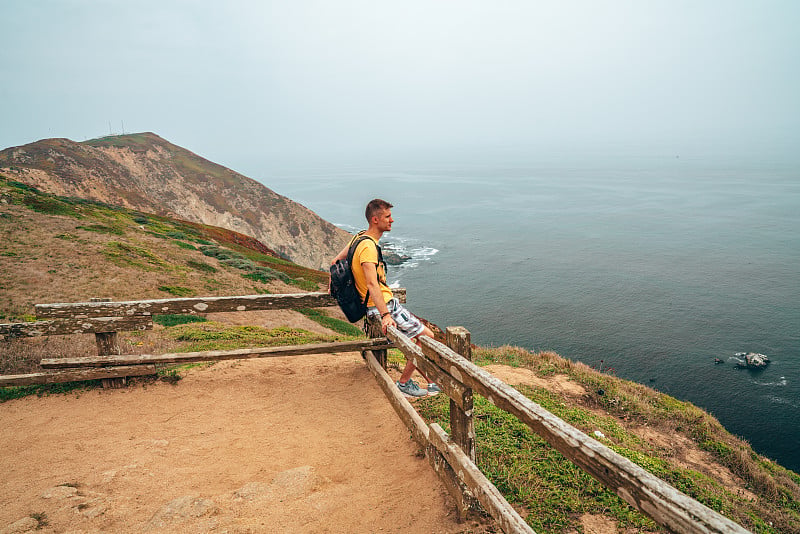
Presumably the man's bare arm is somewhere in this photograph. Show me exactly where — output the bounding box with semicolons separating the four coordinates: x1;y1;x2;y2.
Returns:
362;261;395;332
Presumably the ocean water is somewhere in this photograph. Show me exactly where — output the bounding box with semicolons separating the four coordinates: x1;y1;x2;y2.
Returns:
264;152;800;473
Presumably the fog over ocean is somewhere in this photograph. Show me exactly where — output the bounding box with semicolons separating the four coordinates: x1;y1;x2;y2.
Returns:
265;150;800;474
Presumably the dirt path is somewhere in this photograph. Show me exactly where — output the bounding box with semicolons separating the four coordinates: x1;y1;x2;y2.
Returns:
0;353;469;533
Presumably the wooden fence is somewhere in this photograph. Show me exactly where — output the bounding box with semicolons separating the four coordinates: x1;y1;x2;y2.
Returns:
0;291;402;387
0;290;750;533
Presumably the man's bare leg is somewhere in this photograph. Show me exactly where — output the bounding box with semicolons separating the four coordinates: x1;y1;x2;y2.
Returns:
398;326;435;384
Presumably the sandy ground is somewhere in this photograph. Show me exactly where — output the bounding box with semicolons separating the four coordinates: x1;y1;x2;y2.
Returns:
0;353;474;533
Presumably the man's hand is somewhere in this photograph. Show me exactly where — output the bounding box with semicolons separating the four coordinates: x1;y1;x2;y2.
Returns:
381;313;396;334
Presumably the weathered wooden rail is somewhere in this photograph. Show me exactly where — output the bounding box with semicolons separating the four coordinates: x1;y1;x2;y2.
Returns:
371;325;751;534
1;289;750;533
39;339;393;369
32;290;406;319
0;291;405;387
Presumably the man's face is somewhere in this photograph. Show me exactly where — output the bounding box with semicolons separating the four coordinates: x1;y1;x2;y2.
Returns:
374;208;393;232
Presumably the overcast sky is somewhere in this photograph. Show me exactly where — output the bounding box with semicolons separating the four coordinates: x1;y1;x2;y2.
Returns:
1;1;798;173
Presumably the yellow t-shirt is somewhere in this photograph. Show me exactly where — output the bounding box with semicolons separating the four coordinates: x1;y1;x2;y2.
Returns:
351;234;393;308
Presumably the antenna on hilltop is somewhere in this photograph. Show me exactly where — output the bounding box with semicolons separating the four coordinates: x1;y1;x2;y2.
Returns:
108;121;112;136
121;120;125;135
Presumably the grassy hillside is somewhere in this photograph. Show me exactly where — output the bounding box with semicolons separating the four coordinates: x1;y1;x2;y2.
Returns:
1;174;799;532
0;174;326;320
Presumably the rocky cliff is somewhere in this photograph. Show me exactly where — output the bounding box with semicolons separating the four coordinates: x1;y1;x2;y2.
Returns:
0;133;350;269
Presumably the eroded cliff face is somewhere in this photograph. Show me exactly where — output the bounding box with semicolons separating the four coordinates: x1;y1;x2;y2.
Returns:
0;133;350;270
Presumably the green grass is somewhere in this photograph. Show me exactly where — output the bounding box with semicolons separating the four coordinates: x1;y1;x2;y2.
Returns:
22;195;79;217
158;285;194;297
296;308;364;337
156;361;216;384
165;321;340;352
29;511;49;528
104;241;170;271
186;259;217;273
0;380;101;403
416;392;658;532
173;240;196;250
153;314;207;327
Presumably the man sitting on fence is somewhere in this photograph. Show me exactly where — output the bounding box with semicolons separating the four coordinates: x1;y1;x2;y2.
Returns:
331;198;440;398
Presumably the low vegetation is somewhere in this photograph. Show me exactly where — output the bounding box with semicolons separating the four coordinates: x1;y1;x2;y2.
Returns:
296;308;364;337
0;175;326;316
165;321;346;352
409;346;800;533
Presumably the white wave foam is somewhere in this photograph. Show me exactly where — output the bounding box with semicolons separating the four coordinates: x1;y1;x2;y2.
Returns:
382;236;438;270
754;376;787;387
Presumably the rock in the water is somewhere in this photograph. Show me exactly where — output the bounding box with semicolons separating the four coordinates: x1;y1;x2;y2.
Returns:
735;352;770;369
382;249;411;266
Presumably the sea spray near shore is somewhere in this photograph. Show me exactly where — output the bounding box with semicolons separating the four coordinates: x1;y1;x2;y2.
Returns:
333;222;439;276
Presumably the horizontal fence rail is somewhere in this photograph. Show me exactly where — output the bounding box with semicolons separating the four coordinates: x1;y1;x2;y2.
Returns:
0;316;152;339
40;339;393;369
372;329;533;534
34;289;407;319
0;365;159;387
386;329;749;534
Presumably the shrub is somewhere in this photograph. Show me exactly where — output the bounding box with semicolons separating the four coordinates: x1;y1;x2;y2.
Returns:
23;195;76;217
200;245;244;261
221;257;256;270
186;260;217;273
242;266;289;284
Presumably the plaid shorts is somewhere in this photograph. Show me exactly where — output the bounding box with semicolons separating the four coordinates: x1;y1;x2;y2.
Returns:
367;298;425;339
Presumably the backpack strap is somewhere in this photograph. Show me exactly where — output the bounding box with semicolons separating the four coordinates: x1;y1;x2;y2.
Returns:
347;232;385;308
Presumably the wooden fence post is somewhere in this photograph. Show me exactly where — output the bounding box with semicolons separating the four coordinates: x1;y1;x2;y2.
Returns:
446;326;476;463
91;298;125;389
364;316;387;370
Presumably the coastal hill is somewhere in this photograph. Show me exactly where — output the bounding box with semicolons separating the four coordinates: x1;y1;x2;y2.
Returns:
0;133;350;270
0;175;329;326
1;162;799;532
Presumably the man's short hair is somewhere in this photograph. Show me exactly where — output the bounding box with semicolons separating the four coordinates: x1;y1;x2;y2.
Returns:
365;198;393;222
